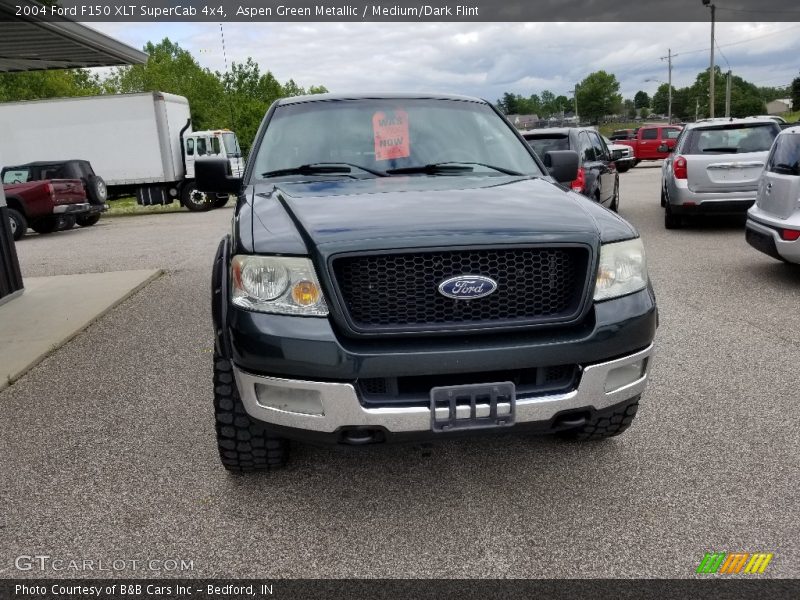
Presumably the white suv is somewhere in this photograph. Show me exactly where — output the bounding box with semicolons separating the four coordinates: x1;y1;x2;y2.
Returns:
745;125;800;264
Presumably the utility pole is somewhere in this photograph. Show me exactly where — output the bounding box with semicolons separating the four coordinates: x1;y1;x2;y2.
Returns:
725;70;732;117
661;48;673;123
574;84;579;123
695;97;700;122
703;1;716;117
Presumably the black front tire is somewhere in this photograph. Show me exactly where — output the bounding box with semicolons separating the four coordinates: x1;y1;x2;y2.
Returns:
609;178;619;212
7;208;27;241
31;216;59;235
182;181;213;212
57;215;76;231
76;214;101;227
559;397;640;441
214;354;289;472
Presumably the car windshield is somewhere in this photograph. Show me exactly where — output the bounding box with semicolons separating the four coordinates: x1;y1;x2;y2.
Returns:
252;98;543;180
684;123;778;154
524;135;570;157
2;168;31;184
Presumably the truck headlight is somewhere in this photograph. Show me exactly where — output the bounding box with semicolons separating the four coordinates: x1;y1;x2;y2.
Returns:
594;238;648;301
231;255;328;316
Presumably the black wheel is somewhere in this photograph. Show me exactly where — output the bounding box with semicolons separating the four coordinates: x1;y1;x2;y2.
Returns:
56;215;76;231
559;397;640;441
664;204;682;229
76;214;101;227
85;175;108;204
214;354;289;472
182;181;213;212
660;185;666;207
609;178;619;212
31;216;59;235
213;195;230;209
7;208;27;241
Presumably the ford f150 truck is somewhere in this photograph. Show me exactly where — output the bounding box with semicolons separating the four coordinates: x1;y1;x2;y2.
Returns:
197;93;658;471
615;125;682;162
2;178;91;240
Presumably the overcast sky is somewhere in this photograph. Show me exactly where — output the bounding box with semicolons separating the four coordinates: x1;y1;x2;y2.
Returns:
90;21;800;103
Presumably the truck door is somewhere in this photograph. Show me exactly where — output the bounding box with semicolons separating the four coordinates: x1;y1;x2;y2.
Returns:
639;128;659;159
185;137;196;179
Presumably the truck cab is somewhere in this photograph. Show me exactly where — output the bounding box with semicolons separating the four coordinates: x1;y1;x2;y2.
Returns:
184;130;244;179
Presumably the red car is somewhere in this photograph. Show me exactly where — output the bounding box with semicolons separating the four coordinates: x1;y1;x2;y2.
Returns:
2;178;91;240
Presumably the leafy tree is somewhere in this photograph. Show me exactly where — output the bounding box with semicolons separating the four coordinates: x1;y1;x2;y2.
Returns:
0;69;103;102
634;90;650;109
791;75;800;113
575;71;622;123
623;99;636;119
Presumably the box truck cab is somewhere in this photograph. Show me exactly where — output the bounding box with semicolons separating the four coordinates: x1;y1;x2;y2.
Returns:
0;92;243;212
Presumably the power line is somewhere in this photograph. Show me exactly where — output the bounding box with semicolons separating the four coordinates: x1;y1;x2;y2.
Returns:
714;39;731;71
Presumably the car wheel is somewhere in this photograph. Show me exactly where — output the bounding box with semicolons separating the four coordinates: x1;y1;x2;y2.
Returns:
7;208;27;241
559;397;639;440
610;178;619;212
57;215;76;231
664;204;682;229
660;185;666;207
182;181;213;212
214;353;289;472
76;214;101;227
86;175;108;204
30;216;59;235
213;195;230;209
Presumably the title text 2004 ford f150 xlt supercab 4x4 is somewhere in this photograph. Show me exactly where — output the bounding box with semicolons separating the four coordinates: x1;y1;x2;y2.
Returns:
197;93;658;472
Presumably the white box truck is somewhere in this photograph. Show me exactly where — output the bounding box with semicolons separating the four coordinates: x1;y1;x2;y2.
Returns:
0;92;244;211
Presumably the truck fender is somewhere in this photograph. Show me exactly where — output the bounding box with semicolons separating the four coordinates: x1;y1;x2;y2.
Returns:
212;234;233;358
4;196;26;217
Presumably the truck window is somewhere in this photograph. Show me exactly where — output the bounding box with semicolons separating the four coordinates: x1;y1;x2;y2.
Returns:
211;137;222;155
641;129;658;140
196;138;208;156
2;169;30;184
663;128;681;139
186;139;195;156
222;132;242;157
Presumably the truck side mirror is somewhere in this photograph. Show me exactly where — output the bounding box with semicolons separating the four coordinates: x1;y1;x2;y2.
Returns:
195;158;242;194
657;144;671;153
544;150;580;184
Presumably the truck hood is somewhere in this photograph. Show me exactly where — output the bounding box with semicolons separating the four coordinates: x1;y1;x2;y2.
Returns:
247;176;635;255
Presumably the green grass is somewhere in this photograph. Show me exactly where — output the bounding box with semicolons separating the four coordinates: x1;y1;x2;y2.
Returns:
598;122;641;137
104;196;186;217
783;111;800;123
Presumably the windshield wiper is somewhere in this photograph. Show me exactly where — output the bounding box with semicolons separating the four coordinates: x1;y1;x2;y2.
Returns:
386;162;524;176
261;162;386;178
701;147;739;153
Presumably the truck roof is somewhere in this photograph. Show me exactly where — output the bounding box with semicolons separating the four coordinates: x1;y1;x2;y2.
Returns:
275;92;487;105
0;91;188;107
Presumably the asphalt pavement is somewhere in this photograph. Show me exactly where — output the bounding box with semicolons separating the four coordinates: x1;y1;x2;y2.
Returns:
1;168;798;578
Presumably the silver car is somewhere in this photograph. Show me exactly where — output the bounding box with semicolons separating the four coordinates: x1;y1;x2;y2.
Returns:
746;126;800;264
661;118;781;229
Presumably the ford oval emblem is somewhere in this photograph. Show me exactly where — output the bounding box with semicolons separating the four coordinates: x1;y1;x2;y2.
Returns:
438;275;498;300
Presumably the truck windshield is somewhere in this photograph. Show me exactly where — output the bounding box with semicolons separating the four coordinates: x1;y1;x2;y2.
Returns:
252;98;543;180
2;168;31;184
222;132;241;157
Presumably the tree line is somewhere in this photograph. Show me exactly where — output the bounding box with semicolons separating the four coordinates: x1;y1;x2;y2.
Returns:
0;38;328;154
498;68;800;123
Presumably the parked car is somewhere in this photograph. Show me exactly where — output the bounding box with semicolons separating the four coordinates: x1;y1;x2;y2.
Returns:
660;117;781;229
197;93;657;471
745;125;800;263
523;127;619;210
603;136;636;173
2;178;91;240
1;160;108;228
610;129;637;141
615;125;682;162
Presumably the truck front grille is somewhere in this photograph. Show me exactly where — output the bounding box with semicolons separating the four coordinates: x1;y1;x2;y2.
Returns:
330;246;590;333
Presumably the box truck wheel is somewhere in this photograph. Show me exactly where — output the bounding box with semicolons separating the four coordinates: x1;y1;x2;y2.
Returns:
213;195;230;209
182;181;213;212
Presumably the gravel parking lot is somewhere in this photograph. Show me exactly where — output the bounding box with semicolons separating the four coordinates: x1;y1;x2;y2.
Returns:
2;165;798;578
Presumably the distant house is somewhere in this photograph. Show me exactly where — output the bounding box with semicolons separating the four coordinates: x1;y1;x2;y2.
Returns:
507;114;540;129
766;99;793;116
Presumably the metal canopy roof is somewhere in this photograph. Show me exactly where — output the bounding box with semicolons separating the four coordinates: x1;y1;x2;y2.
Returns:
0;2;147;72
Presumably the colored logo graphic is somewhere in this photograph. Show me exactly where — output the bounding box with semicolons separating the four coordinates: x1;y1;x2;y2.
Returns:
696;552;773;574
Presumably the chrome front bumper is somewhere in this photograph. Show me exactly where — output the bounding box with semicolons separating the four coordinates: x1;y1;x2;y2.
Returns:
233;344;654;433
